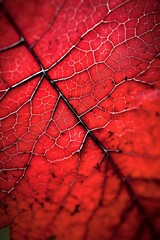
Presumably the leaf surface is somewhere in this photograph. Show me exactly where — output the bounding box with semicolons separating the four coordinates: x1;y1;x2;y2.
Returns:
0;0;160;239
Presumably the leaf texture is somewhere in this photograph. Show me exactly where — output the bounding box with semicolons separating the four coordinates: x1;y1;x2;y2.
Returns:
0;0;160;239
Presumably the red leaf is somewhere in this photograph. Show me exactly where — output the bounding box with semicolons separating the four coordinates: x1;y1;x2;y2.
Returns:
0;0;160;239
